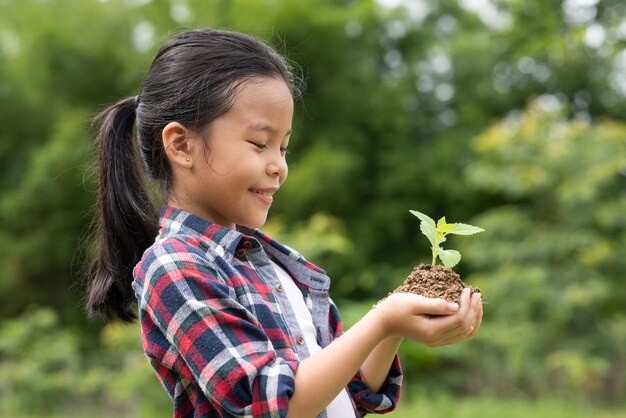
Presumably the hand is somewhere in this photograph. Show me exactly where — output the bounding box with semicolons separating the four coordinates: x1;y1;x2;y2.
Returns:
373;288;482;347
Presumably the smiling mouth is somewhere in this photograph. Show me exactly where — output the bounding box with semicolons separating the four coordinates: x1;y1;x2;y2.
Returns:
250;188;276;196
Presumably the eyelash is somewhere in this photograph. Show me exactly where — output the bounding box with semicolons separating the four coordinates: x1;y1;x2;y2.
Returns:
249;141;289;155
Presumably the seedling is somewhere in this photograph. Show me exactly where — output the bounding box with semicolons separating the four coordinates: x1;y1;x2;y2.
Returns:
410;210;484;269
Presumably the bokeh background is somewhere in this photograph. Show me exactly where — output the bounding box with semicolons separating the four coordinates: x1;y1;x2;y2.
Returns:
1;0;626;417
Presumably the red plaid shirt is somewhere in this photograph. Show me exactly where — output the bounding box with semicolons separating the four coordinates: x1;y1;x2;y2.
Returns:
132;206;402;418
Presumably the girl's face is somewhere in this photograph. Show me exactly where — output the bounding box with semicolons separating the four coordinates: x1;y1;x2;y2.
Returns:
177;77;293;229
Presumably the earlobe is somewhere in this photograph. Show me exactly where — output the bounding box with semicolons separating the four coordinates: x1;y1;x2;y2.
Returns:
162;122;194;168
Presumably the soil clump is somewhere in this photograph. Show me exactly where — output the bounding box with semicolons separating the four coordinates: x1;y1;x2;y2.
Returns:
390;264;480;305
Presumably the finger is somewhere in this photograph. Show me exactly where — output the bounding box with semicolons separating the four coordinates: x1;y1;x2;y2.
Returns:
401;293;459;316
417;312;468;344
449;292;483;340
407;314;458;346
433;288;472;327
457;288;472;314
433;319;471;343
429;291;481;342
460;288;480;328
468;296;483;336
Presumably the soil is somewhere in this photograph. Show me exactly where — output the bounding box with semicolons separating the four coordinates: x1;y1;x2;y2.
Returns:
387;264;480;305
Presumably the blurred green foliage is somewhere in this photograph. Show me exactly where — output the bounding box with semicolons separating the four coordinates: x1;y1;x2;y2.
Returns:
460;99;626;400
0;306;170;417
1;0;625;415
393;390;626;418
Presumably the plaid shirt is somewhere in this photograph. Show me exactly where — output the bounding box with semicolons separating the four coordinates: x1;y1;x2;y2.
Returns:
132;206;402;418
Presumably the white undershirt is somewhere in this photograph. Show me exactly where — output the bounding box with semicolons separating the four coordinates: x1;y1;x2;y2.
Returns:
269;259;357;418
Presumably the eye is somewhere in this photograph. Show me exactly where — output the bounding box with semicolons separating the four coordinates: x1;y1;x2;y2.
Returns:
248;141;267;150
280;147;289;155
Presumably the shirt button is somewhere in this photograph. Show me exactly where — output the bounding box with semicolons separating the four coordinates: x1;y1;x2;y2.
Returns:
242;240;253;248
235;249;246;258
275;283;284;292
296;336;304;345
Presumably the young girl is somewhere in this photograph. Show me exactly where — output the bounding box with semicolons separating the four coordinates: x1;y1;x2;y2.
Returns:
87;28;483;418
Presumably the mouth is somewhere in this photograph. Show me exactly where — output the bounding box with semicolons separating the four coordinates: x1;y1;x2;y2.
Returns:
249;187;278;204
250;188;276;197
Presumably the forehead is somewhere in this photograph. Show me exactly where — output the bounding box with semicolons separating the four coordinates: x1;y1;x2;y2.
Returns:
203;77;294;138
229;77;294;118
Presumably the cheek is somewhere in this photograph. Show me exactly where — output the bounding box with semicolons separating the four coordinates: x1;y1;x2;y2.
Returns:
280;166;288;184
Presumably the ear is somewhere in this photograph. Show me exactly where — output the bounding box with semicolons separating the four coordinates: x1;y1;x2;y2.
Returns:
162;122;194;169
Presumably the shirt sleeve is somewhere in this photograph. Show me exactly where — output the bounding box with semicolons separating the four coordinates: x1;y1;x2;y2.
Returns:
136;239;298;418
328;300;403;416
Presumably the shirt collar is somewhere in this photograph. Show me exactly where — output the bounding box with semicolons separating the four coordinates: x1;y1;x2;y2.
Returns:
158;206;246;256
158;206;327;280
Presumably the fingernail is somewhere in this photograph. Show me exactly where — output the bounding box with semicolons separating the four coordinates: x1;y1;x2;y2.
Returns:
448;302;459;311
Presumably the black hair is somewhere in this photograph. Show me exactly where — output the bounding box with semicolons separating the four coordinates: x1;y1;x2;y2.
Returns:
87;28;299;322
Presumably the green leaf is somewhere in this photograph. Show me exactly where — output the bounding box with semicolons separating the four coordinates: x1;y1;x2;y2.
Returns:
410;210;437;247
445;223;485;235
410;210;436;228
437;216;448;231
420;220;437;248
439;249;462;268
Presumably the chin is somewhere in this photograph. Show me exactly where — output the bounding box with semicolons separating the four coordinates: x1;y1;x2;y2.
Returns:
238;216;267;229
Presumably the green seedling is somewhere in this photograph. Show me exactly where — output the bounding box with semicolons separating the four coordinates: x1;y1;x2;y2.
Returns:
410;210;484;269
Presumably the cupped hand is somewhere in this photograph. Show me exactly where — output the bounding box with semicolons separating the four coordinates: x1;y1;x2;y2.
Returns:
373;288;482;347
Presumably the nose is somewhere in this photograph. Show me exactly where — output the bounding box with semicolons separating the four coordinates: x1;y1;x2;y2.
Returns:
266;150;288;182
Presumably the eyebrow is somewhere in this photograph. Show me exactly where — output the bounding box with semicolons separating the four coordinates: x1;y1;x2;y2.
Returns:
246;122;291;137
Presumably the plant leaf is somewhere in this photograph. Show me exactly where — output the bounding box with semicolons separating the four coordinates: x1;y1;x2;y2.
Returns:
410;210;437;247
420;220;437;248
410;210;436;228
439;249;462;268
437;216;447;231
445;223;485;236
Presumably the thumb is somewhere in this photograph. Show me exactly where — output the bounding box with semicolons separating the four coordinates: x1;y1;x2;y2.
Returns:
407;294;459;316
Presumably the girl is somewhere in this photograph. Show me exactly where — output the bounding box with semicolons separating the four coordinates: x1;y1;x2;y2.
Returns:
87;28;483;418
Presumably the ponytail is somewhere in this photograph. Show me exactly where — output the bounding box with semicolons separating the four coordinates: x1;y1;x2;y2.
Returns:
87;96;158;322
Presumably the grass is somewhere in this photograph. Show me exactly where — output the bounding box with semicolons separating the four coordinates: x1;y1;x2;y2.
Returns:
6;390;626;418
393;390;626;418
